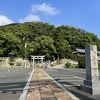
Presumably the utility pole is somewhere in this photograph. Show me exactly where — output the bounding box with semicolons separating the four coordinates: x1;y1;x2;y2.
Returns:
25;43;27;59
23;36;27;68
25;43;27;68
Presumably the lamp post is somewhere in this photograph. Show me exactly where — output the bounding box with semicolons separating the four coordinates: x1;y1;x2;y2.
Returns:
25;43;27;59
23;37;27;59
23;36;27;68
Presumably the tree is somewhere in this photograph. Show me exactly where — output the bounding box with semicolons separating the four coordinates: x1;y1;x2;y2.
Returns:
0;30;21;56
27;35;56;59
54;29;72;58
0;21;99;60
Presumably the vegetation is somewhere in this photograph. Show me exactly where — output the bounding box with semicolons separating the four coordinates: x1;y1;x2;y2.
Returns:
65;62;72;68
77;56;85;69
0;21;100;68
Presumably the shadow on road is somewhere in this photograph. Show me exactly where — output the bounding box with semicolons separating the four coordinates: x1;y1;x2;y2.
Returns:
0;81;27;94
55;78;99;100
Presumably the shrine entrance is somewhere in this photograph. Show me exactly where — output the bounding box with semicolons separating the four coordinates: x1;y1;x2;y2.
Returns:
31;56;45;67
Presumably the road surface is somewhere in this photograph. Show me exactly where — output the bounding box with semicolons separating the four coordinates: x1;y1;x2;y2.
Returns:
44;68;100;100
0;68;32;100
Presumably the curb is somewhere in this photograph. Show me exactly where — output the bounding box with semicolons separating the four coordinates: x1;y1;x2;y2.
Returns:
41;69;80;100
19;68;34;100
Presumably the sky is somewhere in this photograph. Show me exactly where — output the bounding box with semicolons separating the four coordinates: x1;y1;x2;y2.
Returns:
0;0;100;38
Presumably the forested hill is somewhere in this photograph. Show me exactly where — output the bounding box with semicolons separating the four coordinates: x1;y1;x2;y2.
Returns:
0;22;100;59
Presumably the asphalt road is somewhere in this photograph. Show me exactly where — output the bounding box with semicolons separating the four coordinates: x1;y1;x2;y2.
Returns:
44;68;100;100
0;68;32;100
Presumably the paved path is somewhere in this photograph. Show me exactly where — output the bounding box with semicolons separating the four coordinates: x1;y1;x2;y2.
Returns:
26;68;72;100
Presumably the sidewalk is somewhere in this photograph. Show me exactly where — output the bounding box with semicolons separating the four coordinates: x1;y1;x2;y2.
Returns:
26;68;72;100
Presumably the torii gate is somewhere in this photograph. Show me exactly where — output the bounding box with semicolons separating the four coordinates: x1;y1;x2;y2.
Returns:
31;56;45;67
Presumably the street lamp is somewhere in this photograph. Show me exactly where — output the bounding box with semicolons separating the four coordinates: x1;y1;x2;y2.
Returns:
23;37;27;59
25;43;27;59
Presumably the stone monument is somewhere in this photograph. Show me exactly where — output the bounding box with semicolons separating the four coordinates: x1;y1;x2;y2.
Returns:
80;45;100;95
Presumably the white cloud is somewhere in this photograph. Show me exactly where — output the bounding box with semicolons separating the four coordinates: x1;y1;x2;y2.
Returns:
32;3;60;15
19;14;40;23
0;15;13;26
19;3;60;23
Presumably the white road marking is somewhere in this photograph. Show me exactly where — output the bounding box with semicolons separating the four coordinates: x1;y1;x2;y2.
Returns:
48;68;85;86
49;68;58;72
7;69;10;72
74;76;85;80
64;84;80;87
41;69;80;100
60;79;83;81
66;68;85;73
55;68;100;77
19;68;34;100
64;68;100;77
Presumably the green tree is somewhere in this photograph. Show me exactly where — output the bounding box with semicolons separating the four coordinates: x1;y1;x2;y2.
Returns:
54;29;72;58
0;30;21;56
0;21;99;60
27;35;56;59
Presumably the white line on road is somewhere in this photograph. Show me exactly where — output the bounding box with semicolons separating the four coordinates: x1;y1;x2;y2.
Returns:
41;69;80;100
66;68;100;77
59;79;84;81
66;68;85;73
52;67;100;77
74;76;84;80
19;68;34;100
48;68;58;72
64;84;80;87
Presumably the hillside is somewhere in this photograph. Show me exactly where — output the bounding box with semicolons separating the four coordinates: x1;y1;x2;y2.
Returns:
0;21;100;59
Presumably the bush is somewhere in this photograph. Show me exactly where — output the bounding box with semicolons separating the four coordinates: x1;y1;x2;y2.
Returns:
9;58;15;66
69;54;78;61
77;56;85;69
65;62;72;68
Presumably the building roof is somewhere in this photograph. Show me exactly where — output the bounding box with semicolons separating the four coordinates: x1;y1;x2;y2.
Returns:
76;48;85;53
73;48;100;55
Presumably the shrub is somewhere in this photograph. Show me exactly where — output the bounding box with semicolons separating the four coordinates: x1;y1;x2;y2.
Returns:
9;58;15;66
65;62;72;68
70;54;78;61
77;56;85;69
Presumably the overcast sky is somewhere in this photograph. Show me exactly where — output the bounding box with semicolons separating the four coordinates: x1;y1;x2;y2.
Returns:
0;0;100;37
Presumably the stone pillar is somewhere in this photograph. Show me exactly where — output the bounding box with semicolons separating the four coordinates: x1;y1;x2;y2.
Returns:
41;58;43;67
32;58;34;68
80;45;100;95
85;45;99;81
41;59;43;64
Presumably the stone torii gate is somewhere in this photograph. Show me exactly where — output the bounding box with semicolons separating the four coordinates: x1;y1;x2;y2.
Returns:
31;56;45;67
